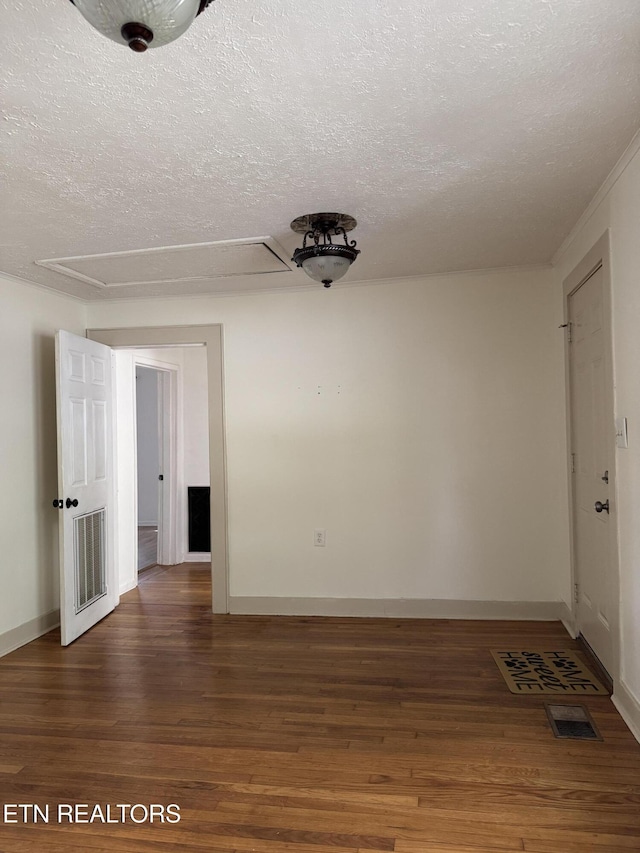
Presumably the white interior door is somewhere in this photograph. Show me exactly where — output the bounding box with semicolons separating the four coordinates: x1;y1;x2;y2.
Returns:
133;355;179;567
569;265;613;673
55;330;118;646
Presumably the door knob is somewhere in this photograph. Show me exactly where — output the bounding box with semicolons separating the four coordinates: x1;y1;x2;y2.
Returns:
66;498;79;509
594;500;609;514
52;499;63;509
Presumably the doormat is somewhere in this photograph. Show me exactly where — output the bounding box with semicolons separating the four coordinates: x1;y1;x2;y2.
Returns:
491;650;609;695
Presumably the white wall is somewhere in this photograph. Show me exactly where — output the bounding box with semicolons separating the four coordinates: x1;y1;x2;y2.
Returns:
553;137;640;734
183;347;210;491
87;266;570;607
135;366;160;525
0;275;86;648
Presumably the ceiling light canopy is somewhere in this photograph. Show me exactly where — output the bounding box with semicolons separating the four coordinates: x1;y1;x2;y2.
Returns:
69;0;214;52
290;213;360;289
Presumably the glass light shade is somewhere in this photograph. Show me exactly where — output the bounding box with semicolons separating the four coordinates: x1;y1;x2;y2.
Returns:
72;0;200;49
300;254;352;284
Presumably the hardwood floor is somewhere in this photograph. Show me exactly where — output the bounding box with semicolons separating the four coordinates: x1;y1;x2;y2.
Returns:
0;564;639;852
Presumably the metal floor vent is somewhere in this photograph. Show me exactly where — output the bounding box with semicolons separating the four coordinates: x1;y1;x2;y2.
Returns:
545;704;602;741
74;509;107;613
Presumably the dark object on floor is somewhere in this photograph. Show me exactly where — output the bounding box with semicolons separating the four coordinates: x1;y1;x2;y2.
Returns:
545;703;603;740
188;486;210;552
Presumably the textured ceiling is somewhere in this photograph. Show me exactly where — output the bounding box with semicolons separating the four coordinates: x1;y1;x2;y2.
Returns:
1;0;639;300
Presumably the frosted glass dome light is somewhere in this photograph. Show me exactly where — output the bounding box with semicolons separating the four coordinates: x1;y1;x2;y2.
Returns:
290;213;360;289
301;254;351;285
70;0;212;51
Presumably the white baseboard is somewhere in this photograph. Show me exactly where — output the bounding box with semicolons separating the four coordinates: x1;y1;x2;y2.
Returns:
228;597;567;620
0;609;60;659
558;601;577;638
138;522;158;528
185;552;211;562
612;679;640;745
120;578;138;595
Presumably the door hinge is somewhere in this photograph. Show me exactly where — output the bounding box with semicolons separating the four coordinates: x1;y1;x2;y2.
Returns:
559;322;572;343
573;583;579;604
571;453;576;474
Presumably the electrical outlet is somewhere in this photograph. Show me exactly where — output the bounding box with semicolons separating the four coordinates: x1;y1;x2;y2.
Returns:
314;529;326;547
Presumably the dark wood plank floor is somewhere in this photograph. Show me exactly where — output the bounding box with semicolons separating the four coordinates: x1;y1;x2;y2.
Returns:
1;563;639;852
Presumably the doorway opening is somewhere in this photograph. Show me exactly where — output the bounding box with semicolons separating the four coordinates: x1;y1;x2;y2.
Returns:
133;355;183;575
136;365;161;573
119;345;210;589
88;325;227;614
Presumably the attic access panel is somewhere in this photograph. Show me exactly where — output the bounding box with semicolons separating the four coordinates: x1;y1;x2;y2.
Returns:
36;237;292;290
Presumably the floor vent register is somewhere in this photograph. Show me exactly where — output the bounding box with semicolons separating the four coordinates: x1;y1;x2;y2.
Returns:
545;703;602;741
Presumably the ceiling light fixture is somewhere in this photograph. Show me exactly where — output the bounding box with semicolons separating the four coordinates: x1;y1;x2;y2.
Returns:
68;0;215;52
290;213;360;289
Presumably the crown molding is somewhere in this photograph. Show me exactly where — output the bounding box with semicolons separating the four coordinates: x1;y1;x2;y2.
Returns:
3;260;552;306
0;269;86;303
552;128;640;266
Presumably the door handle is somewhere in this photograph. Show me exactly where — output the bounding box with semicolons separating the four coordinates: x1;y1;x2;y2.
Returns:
66;498;79;509
594;500;609;514
52;499;63;509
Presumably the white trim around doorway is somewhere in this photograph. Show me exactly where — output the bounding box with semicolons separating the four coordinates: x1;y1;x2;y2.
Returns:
562;231;620;682
88;325;228;614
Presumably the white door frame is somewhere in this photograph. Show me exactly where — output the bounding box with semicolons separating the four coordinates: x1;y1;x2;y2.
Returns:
88;325;228;614
563;231;620;680
133;356;180;569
